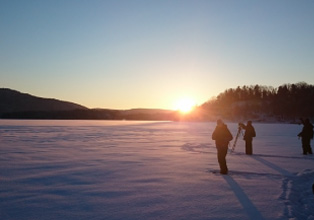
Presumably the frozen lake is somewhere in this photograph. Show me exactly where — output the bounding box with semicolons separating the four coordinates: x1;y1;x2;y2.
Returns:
1;120;313;219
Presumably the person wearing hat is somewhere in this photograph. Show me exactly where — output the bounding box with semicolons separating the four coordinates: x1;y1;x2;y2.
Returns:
241;121;256;155
212;119;233;174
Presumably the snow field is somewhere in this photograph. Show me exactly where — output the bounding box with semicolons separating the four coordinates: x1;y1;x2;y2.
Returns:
0;120;313;219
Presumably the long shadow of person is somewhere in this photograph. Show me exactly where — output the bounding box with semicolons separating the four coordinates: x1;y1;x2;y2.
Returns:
223;175;264;220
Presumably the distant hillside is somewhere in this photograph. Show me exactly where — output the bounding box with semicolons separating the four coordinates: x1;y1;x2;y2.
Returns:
121;108;173;115
118;108;176;120
0;88;88;116
3;83;313;122
199;82;314;122
0;88;177;120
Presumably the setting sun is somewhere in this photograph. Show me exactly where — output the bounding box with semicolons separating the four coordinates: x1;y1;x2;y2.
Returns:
174;98;196;113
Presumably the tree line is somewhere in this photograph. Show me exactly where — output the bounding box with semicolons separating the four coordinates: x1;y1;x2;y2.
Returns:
2;83;313;122
199;82;314;122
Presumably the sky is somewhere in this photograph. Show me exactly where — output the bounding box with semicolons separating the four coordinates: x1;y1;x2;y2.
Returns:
1;0;314;110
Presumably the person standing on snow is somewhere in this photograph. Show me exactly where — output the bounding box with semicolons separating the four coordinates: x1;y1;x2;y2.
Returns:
241;121;256;155
298;118;313;155
212;119;233;175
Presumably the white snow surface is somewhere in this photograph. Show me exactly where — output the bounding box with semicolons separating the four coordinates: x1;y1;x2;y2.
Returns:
0;120;313;220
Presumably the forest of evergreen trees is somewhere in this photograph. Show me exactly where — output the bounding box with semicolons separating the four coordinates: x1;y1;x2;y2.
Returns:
199;82;314;122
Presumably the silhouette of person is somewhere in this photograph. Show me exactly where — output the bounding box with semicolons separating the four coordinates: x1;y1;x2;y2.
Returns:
298;118;313;155
212;119;233;174
241;121;256;155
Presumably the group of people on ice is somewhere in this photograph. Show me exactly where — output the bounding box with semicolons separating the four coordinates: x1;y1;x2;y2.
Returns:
212;118;313;175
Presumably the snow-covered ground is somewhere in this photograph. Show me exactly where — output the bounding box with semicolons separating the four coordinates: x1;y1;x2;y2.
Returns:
0;120;313;220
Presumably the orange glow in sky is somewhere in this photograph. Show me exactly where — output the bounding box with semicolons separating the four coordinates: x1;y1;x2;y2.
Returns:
173;98;196;113
1;1;314;110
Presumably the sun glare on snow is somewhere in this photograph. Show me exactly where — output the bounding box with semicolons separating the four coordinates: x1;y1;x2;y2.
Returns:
174;98;196;113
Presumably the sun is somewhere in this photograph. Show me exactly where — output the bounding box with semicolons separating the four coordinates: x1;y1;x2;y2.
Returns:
174;98;196;113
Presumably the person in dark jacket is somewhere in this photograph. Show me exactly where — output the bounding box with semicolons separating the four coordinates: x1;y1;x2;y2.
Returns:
298;118;313;155
212;119;233;174
241;121;256;155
